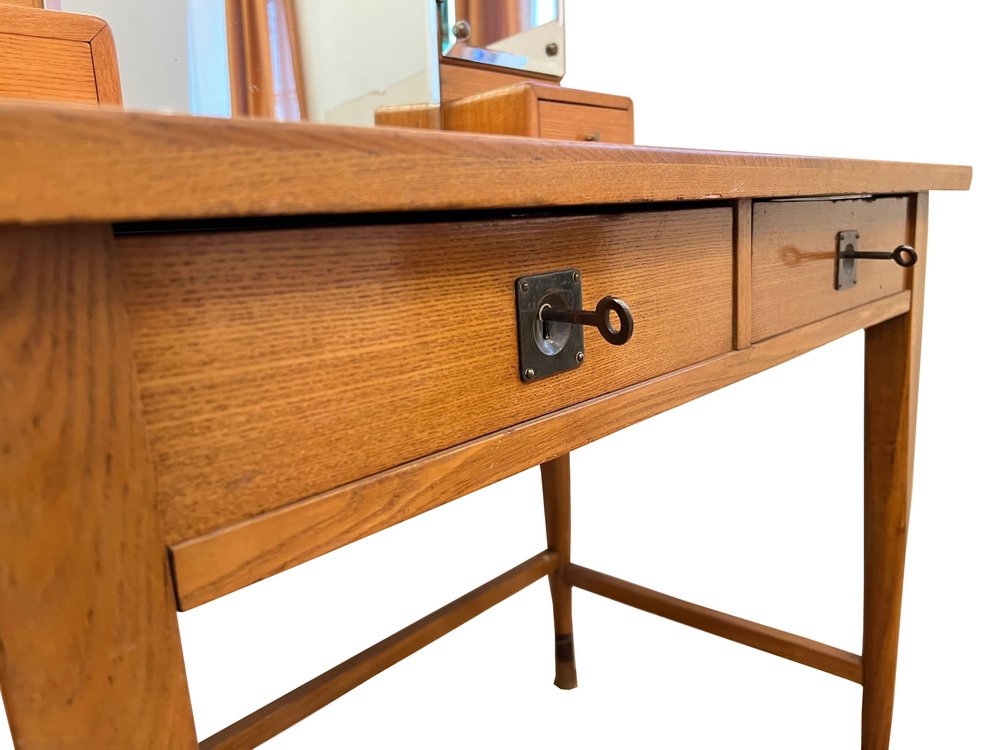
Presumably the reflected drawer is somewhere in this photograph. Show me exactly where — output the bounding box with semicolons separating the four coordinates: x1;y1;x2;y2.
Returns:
538;101;633;144
751;196;912;342
116;207;734;546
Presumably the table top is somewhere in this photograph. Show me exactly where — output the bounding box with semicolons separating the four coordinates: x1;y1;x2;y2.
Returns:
0;102;971;226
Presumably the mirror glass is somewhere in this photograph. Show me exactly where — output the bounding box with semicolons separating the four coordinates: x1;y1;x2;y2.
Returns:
439;0;565;77
47;0;440;126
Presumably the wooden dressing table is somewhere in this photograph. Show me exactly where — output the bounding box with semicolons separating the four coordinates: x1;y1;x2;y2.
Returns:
0;101;971;748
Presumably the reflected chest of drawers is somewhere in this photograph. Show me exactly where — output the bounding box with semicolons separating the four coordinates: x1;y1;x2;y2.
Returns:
0;104;971;749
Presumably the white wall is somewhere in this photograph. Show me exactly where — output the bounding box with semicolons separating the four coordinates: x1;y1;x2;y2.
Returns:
58;0;191;113
295;0;439;125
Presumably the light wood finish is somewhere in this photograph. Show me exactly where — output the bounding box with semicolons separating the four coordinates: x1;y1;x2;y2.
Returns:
440;58;559;102
375;103;443;129
0;0;44;8
118;208;734;548
861;192;928;750
0;34;96;104
538;101;631;144
734;198;753;348
0;96;970;746
0;6;120;107
0;104;971;225
566;564;863;684
0;226;196;748
443;82;634;143
89;24;122;107
541;454;578;689
0;4;106;41
200;551;557;749
751;196;911;341
171;290;911;609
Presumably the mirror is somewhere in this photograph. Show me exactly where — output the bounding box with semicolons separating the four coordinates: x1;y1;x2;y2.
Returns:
294;0;440;126
439;0;565;78
44;0;563;123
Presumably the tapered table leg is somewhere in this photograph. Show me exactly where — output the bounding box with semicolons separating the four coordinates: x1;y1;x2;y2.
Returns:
0;226;197;748
861;192;927;749
541;453;578;689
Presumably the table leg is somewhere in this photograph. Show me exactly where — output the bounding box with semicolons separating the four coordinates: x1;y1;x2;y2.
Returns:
541;453;578;689
861;192;927;749
0;226;197;748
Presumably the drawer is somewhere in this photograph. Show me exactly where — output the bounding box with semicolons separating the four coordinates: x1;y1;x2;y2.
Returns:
751;196;912;341
116;208;734;544
538;101;633;144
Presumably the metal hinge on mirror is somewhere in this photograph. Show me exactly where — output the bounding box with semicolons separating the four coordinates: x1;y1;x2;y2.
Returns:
836;230;918;290
515;270;634;383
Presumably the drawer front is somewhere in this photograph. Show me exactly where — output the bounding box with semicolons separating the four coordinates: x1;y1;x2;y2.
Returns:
751;196;912;341
117;208;733;544
538;101;633;144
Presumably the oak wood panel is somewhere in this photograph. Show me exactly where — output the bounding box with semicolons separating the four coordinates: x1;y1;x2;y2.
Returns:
172;291;911;609
861;192;928;749
200;551;556;748
443;84;538;137
751;196;911;341
0;225;197;748
734;198;753;348
0;103;972;226
375;103;442;129
89;23;121;106
0;5;106;41
440;58;559;101
538;101;632;144
566;564;863;683
0;0;44;8
442;82;633;142
119;208;734;546
0;33;97;104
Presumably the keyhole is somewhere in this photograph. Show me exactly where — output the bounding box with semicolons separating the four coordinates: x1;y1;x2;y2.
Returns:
539;303;553;341
534;299;571;356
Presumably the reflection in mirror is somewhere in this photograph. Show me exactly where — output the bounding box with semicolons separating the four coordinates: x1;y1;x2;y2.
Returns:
294;0;439;126
45;0;440;126
440;0;564;78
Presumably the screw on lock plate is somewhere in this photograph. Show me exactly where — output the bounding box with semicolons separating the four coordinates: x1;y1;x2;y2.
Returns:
515;270;634;383
836;230;918;290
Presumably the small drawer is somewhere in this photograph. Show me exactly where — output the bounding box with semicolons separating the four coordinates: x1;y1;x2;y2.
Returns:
751;196;912;341
117;207;733;545
538;101;633;144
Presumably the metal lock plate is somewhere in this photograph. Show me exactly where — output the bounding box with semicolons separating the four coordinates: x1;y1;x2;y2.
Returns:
515;270;584;383
836;229;860;289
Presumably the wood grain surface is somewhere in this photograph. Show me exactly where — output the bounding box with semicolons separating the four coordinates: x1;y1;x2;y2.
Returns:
0;103;971;226
0;5;120;109
118;208;734;547
0;225;196;748
734;198;753;348
88;23;122;106
567;564;863;683
440;58;559;101
443;82;633;142
861;193;928;750
0;4;107;41
537;100;632;144
542;454;578;689
200;551;557;748
171;291;911;609
751;196;911;341
0;34;97;104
